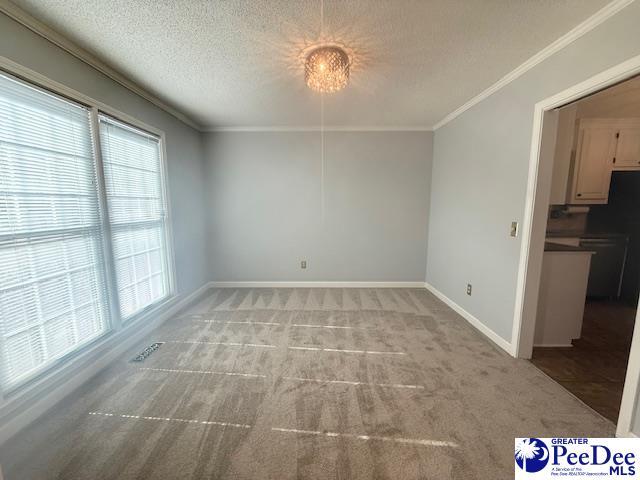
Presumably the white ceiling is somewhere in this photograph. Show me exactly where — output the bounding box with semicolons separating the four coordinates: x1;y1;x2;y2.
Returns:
12;0;611;129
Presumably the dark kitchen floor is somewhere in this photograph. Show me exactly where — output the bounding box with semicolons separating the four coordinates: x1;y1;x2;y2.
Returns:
531;300;637;422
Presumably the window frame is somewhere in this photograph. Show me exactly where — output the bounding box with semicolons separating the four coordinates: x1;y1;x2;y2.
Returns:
0;58;177;397
94;111;176;327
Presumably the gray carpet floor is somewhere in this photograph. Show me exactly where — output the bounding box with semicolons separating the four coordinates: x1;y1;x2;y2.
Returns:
1;288;614;479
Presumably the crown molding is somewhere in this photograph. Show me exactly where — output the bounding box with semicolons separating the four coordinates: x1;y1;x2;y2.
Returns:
204;126;434;133
0;0;202;131
432;0;636;131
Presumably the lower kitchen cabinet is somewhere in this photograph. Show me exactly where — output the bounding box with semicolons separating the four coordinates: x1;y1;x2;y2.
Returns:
534;248;594;347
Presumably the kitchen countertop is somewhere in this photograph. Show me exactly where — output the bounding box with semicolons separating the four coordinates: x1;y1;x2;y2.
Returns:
546;231;629;239
546;231;585;238
544;242;595;253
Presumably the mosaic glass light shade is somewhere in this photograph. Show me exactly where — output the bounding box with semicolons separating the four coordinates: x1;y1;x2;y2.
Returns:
304;46;350;93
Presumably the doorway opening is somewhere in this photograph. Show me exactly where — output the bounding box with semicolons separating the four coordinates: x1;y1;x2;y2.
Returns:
514;56;640;437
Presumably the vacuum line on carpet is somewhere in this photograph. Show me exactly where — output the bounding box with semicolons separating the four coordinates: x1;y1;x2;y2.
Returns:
137;368;423;389
88;412;251;429
192;320;365;329
291;324;362;329
87;413;455;447
162;341;403;354
164;340;277;348
270;427;457;448
194;320;281;326
139;367;266;378
288;346;405;355
282;376;424;389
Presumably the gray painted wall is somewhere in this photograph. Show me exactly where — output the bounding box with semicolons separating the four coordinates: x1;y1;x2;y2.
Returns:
204;131;433;282
0;13;209;296
427;0;640;343
427;3;640;350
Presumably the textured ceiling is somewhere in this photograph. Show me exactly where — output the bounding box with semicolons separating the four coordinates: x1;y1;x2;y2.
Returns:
12;0;611;129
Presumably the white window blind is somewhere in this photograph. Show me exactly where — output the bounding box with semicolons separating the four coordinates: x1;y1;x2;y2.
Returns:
0;72;110;390
99;115;170;321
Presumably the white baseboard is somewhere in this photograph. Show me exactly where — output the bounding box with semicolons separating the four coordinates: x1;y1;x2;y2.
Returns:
0;282;211;447
209;281;426;288
424;282;516;356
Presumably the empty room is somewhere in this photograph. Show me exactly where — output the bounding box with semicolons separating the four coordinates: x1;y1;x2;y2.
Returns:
1;0;640;478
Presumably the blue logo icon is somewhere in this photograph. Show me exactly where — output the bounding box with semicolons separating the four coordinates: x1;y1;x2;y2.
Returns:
515;438;550;473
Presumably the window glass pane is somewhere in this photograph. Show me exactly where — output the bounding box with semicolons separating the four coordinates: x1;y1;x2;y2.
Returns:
99;115;170;320
0;72;110;390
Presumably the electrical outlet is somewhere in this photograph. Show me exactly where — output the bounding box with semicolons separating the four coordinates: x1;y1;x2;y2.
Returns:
301;260;307;269
466;284;472;296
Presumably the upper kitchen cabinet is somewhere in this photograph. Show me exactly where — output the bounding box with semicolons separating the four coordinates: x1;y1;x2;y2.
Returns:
569;119;618;204
550;118;640;205
615;125;640;168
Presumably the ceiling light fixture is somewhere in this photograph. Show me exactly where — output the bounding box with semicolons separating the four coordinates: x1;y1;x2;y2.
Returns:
305;46;350;93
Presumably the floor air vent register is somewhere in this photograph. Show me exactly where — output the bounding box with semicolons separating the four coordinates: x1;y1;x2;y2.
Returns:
131;342;164;362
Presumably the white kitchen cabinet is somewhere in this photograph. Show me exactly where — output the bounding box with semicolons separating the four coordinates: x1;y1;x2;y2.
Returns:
534;249;593;347
569;120;617;204
614;126;640;168
552;118;640;205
